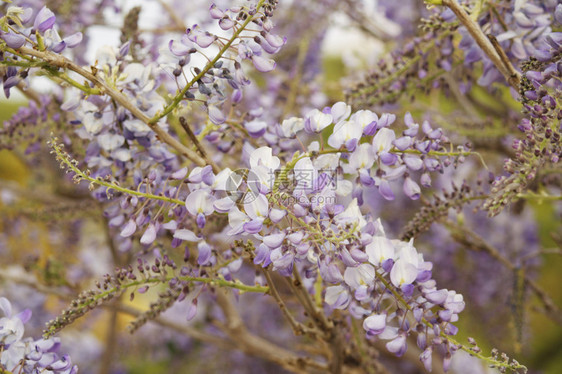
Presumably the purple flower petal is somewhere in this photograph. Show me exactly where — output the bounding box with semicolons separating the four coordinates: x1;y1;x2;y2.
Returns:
209;4;224;19
403;177;421;200
34;6;56;33
64;32;83;48
219;17;236;30
363;314;386;336
378;180;395;201
173;229;200;242
420;347;433;372
208;105;225;124
245;120;267;138
196;212;206;228
195;32;216;48
2;32;26;49
386;335;407;357
171;167;188;180
168;39;192;56
393;136;412;151
243;219;263;234
16;309;32;324
140;223;157;245
120;219;137;237
319;261;344;283
51;41;66;53
263;232;285;248
49;355;72;371
403;155;423;170
197;242;212;265
380;151;398;166
265;34;286;48
252;55;276;72
556;4;562;24
272;251;295;272
186;299;198;321
254;243;271;265
420;173;431;187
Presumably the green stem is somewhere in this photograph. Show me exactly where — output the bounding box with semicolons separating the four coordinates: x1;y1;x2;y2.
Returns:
517;192;562;201
50;140;185;206
149;0;266;124
99;275;268;306
46;68;101;95
471;0;486;21
44;274;268;337
1;54;101;95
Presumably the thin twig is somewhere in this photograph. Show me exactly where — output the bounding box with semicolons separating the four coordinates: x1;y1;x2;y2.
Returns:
262;269;310;336
215;290;329;373
487;34;520;81
441;0;521;90
178;116;219;172
328;325;344;374
0;270;328;372
519;248;562;263
291;267;332;330
98;306;118;374
111;303;232;349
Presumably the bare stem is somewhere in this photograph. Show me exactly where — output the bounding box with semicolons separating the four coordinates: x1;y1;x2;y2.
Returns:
215;290;328;373
179;116;219;172
262;269;310;336
441;0;521;90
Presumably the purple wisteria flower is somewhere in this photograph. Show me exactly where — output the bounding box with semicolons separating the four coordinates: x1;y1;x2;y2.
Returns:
0;297;78;374
1;1;545;373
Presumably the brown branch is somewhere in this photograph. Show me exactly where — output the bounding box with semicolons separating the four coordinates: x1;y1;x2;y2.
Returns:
178;116;219;172
262;269;311;336
488;34;519;81
98;307;118;374
441;0;521;90
214;290;329;373
98;216;127;374
328;325;344;374
290;267;332;330
0;271;327;372
111;303;232;349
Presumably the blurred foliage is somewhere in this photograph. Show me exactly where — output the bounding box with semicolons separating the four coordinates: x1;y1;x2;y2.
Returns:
0;101;29;183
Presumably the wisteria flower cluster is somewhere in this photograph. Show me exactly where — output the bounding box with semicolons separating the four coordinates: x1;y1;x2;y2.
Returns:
0;297;77;374
0;0;560;373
